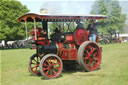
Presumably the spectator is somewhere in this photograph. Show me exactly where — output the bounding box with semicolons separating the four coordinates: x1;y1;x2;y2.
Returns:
87;20;98;42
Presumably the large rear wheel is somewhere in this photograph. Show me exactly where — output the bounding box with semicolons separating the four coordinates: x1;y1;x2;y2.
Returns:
39;54;63;79
78;41;101;72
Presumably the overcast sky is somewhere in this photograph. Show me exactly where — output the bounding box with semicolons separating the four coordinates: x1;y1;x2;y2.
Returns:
18;0;96;14
18;0;128;15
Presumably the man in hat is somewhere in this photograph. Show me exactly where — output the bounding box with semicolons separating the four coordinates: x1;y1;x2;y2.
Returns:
51;28;62;42
87;20;98;42
76;21;84;29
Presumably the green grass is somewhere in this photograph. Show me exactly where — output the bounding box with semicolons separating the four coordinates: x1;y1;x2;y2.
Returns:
1;43;128;85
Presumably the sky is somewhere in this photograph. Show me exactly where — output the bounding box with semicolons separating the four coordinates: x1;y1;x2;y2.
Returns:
18;0;128;15
18;0;96;14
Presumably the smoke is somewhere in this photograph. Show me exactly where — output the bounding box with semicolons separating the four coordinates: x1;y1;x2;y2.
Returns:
41;1;94;14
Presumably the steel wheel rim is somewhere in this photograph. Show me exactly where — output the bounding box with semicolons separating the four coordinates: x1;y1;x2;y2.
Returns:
83;43;101;71
41;56;62;78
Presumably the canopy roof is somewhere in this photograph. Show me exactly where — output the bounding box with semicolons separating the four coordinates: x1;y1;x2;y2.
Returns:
18;13;107;22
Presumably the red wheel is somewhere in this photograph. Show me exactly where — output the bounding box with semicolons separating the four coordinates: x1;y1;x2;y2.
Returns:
28;54;40;75
39;54;63;79
78;41;101;71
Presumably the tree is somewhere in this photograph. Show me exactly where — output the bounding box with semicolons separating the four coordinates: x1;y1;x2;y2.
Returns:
91;0;126;33
0;0;29;41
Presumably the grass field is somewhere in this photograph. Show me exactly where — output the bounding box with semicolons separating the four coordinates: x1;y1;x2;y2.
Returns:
1;43;128;85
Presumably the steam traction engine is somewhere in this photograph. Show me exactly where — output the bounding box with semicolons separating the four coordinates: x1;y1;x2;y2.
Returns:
18;13;107;79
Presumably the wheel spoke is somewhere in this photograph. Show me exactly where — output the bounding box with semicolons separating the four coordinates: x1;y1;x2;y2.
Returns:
52;59;56;65
53;59;57;63
87;60;91;67
45;70;49;75
93;62;99;67
90;63;93;68
54;61;60;66
36;63;39;67
53;70;57;74
31;62;36;64
94;57;98;61
43;67;49;70
88;45;93;52
54;66;60;70
86;50;90;56
92;48;97;53
90;47;93;52
46;60;51;66
83;56;89;60
50;70;53;76
49;58;52;62
93;52;97;57
43;63;49;67
33;58;37;62
35;67;38;71
31;66;36;70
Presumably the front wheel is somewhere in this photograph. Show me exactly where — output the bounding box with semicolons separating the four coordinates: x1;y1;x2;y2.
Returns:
78;41;101;72
28;54;40;75
39;54;63;79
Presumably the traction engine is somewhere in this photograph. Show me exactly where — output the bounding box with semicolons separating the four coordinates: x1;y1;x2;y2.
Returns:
17;13;107;79
28;27;101;79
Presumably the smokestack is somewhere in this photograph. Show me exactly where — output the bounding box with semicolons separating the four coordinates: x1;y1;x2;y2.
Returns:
40;8;48;14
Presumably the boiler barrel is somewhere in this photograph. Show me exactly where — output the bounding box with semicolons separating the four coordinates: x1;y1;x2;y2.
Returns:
39;44;57;54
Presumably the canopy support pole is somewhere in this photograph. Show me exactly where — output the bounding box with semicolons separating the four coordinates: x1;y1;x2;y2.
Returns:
25;20;28;40
33;18;37;40
42;21;48;38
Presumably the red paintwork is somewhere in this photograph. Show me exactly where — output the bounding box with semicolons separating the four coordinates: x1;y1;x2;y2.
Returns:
56;42;77;60
56;43;63;55
30;28;41;37
60;49;69;60
42;56;62;78
68;43;76;48
64;34;74;43
36;39;50;46
30;36;50;47
60;48;77;60
82;42;101;70
74;28;89;46
70;48;77;60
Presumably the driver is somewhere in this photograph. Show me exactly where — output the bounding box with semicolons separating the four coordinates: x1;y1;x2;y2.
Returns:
76;21;84;28
51;28;62;42
40;29;46;37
